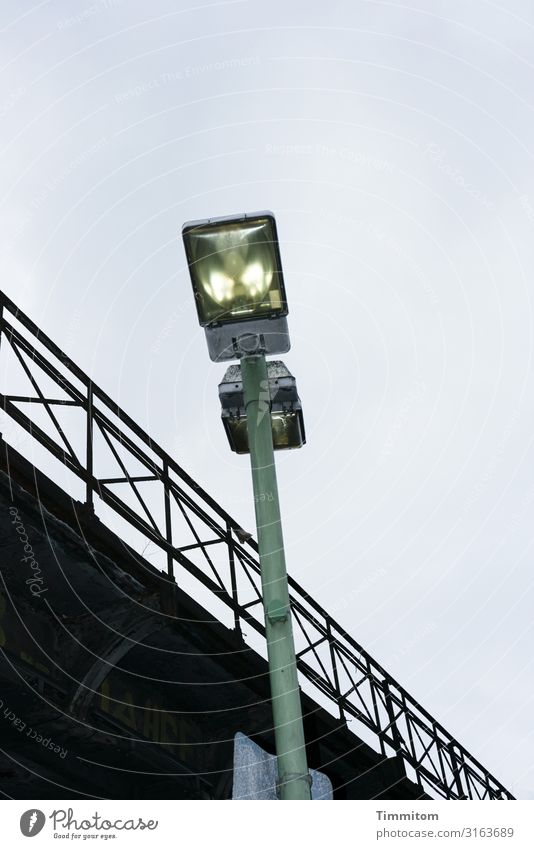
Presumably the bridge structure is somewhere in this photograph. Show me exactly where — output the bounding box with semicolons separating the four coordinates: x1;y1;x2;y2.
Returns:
0;291;513;800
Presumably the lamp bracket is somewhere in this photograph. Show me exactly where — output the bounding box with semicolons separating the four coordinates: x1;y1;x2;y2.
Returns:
266;599;289;624
234;332;263;356
204;316;290;362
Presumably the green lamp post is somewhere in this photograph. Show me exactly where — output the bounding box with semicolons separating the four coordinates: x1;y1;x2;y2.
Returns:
182;211;311;800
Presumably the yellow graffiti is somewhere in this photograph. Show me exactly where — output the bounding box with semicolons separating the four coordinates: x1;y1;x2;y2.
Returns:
160;710;179;744
0;593;51;674
100;677;111;712
96;677;198;763
142;699;160;741
19;650;50;675
113;691;137;730
0;593;5;648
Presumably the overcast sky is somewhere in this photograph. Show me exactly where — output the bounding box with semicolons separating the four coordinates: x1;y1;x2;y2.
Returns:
1;0;533;799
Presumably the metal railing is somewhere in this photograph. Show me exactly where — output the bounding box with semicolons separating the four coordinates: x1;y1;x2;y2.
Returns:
0;291;513;800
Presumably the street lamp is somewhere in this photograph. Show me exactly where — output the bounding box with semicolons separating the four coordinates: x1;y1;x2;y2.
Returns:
182;211;311;801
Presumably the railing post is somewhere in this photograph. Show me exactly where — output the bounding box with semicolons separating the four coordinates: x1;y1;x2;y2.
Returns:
226;522;242;638
448;743;466;799
326;620;345;722
85;382;94;512
406;701;424;794
163;460;174;579
383;680;405;758
369;670;386;756
0;299;3;431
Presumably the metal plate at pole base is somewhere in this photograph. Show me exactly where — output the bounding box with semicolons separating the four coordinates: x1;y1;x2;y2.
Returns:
232;733;333;800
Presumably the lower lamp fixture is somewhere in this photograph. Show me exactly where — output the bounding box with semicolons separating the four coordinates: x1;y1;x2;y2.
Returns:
218;360;306;454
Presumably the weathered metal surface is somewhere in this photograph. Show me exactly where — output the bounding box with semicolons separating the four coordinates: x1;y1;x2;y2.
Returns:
232;733;333;800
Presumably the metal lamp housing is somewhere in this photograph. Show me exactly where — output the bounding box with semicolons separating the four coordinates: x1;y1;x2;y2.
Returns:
218;361;306;454
182;211;290;361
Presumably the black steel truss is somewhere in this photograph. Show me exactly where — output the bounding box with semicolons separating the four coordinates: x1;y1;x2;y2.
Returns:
0;291;513;800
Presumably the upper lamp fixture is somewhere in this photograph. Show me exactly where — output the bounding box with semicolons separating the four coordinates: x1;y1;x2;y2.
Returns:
182;211;290;361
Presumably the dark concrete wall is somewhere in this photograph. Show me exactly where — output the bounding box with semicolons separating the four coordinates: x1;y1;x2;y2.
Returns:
0;440;424;800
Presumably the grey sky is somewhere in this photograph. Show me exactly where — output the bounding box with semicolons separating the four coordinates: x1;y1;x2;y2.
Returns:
1;0;533;798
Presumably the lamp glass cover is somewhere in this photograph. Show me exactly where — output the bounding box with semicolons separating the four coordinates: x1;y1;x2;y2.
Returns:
226;411;304;454
270;411;303;449
183;215;286;326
